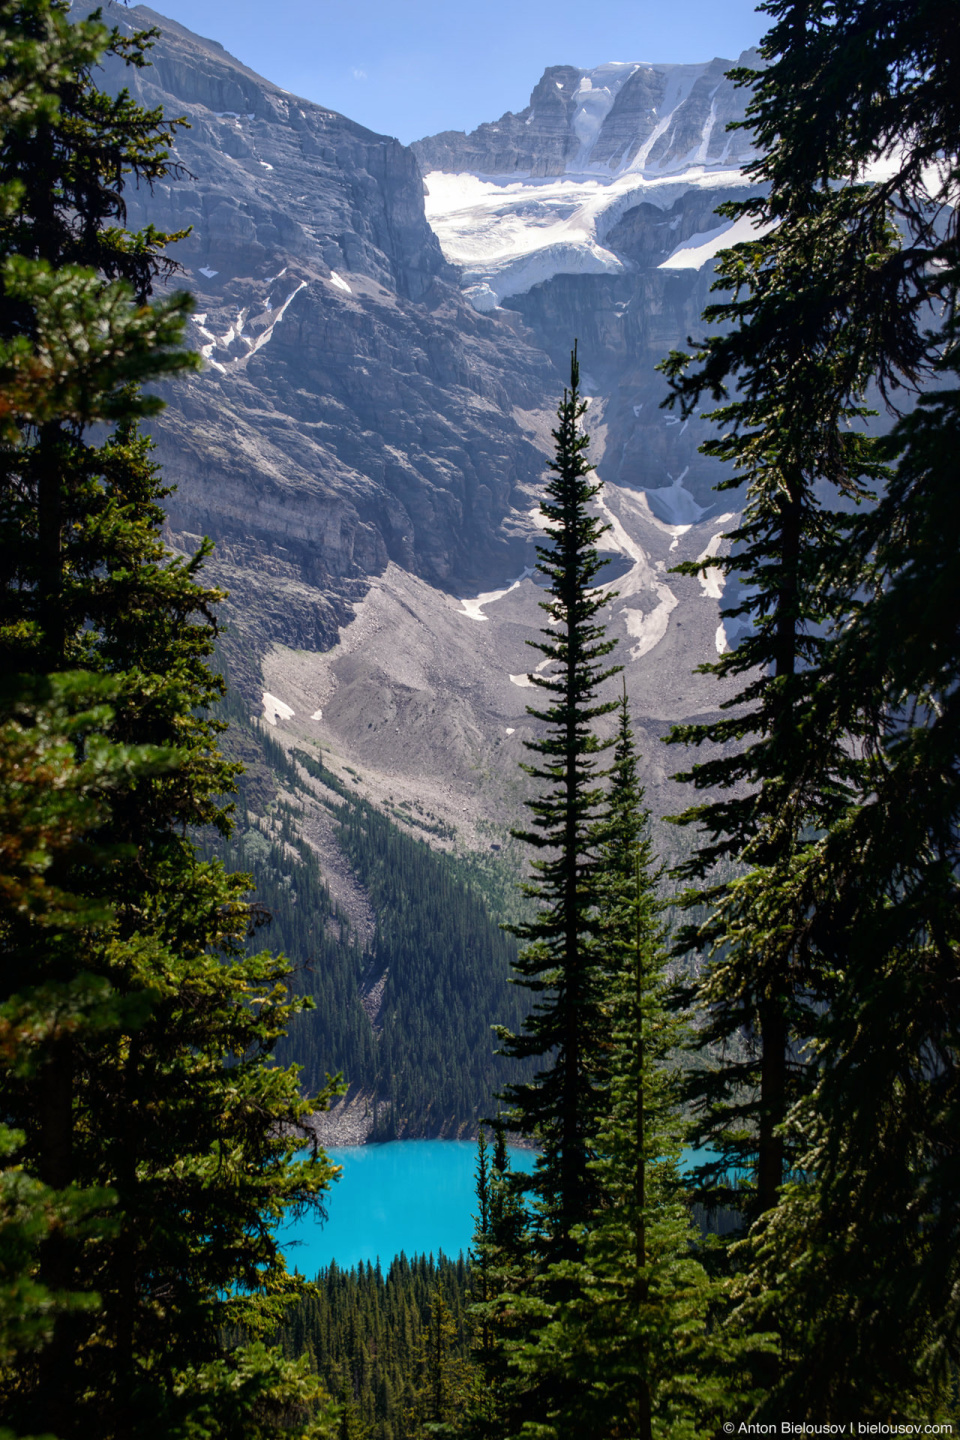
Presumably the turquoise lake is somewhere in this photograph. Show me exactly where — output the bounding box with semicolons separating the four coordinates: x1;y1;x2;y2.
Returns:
281;1140;538;1275
279;1141;721;1275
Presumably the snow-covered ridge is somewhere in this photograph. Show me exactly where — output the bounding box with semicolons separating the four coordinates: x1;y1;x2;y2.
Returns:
415;54;759;183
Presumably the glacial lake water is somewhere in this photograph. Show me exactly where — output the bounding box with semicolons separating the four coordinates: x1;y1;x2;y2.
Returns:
280;1139;538;1275
279;1140;724;1275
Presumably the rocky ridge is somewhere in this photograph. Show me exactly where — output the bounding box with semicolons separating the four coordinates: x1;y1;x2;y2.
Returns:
80;0;563;655
412;56;760;178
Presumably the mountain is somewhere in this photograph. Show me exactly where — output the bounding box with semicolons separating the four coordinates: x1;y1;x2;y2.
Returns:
78;5;761;1130
84;3;755;811
81;1;561;656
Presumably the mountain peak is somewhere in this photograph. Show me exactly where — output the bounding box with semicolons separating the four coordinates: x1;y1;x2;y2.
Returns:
412;55;757;181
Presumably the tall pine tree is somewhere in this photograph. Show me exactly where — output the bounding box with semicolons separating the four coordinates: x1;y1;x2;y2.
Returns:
510;693;755;1440
496;344;620;1262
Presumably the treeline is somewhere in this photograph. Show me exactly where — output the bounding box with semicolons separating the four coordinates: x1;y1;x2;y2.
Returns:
203;713;533;1136
279;1254;473;1440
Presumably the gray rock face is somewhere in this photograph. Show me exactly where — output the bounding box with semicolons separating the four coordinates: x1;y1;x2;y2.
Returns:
74;1;562;653
411;55;760;177
498;182;756;515
104;4;449;299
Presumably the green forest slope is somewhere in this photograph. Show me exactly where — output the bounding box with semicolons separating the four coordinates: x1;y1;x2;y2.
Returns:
207;684;533;1137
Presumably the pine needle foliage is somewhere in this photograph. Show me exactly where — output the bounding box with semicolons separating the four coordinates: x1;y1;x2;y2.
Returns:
658;0;960;1414
462;1122;533;1439
497;343;620;1259
659;178;893;1219
508;693;762;1440
0;6;338;1435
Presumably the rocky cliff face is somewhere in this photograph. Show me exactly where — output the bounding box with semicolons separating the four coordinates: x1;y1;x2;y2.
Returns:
79;1;561;654
498;181;757;512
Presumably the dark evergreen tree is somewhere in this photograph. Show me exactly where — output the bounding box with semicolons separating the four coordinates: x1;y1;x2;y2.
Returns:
406;1278;471;1436
463;1121;532;1439
279;1254;476;1440
0;5;337;1435
661;0;960;1416
509;693;756;1439
0;671;165;1414
497;344;620;1260
660;186;891;1219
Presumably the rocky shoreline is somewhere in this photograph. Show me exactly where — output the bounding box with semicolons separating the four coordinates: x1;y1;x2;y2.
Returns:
296;1093;537;1150
299;1091;376;1148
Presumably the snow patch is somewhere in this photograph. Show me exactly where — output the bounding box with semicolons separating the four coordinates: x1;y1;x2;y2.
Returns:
622;595;679;658
457;567;534;621
659;211;777;270
693;97;718;166
198;283;306;373
198;266;219;278
259;160;274;170
594;492;679;660
310;709;323;720
643;470;706;526
505;727;515;734
262;692;294;725
571;65;639;166
696;532;726;600
509;673;534;688
328;270;352;294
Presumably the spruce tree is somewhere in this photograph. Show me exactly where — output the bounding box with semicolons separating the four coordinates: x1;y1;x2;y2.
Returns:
0;671;166;1413
737;10;960;1406
464;1121;532;1439
497;343;620;1261
660;0;960;1414
660;190;891;1220
0;6;338;1435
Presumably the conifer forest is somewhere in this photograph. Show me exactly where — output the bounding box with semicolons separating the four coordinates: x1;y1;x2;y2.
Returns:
0;1;958;1437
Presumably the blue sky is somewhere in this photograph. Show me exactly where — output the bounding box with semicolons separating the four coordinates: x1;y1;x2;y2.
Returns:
144;0;770;144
